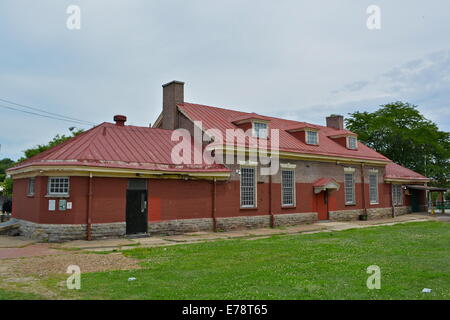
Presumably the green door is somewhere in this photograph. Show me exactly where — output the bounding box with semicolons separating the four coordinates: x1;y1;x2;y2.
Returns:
411;190;420;212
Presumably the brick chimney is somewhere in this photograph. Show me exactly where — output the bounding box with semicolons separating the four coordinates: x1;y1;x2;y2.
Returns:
113;115;127;126
162;80;184;130
326;114;344;130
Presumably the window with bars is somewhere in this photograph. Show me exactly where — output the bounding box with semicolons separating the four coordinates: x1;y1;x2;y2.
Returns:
344;173;355;204
369;173;378;204
347;136;357;149
253;122;268;138
28;177;35;196
240;167;256;208
392;184;402;206
306;130;318;145
281;170;295;206
48;177;70;195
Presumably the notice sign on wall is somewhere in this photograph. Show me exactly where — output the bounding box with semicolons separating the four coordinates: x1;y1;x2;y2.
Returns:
48;200;56;211
59;199;67;211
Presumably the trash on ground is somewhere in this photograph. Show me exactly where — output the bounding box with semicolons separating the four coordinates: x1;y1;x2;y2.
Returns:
421;288;432;293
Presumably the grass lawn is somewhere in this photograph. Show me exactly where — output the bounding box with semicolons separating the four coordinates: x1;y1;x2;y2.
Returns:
2;221;450;299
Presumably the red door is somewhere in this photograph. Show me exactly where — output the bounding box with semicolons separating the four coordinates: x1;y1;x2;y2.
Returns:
316;191;329;220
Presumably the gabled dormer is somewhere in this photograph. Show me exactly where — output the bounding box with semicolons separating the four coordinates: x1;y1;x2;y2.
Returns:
328;130;358;150
231;113;271;138
285;124;320;146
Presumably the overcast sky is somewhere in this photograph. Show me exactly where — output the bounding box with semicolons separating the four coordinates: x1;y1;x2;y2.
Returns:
1;0;449;160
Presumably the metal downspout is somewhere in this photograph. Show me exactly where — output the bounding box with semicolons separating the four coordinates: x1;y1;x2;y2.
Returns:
269;174;274;228
212;178;217;232
361;163;367;216
87;172;93;241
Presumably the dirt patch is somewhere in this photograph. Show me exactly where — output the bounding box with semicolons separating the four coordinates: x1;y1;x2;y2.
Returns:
2;252;141;277
0;252;141;299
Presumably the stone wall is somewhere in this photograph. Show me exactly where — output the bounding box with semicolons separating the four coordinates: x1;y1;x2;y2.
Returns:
273;212;317;227
329;209;364;221
330;206;411;221
17;219;125;242
148;218;213;235
215;215;271;231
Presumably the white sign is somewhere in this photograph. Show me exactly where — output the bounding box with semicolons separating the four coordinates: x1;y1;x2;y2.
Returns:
48;200;56;211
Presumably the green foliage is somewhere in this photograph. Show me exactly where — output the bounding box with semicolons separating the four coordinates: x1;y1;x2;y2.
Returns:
17;127;84;163
0;128;84;197
346;102;450;186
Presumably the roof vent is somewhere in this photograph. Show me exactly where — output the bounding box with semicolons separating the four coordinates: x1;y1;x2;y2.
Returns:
113;115;127;126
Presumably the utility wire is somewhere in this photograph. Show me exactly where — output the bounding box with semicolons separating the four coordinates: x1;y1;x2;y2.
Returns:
0;97;96;125
0;103;95;126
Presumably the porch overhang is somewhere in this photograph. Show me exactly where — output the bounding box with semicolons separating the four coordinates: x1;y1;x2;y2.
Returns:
313;178;340;194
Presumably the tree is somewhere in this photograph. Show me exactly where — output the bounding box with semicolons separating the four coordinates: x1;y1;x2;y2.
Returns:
17;127;84;163
346;102;450;186
1;127;84;197
0;158;15;182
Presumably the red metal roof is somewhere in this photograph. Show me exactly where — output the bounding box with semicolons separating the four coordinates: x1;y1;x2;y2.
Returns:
384;162;429;181
9;123;229;173
178;102;390;162
313;178;339;187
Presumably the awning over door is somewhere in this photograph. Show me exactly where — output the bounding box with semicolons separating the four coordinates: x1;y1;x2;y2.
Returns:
313;178;340;194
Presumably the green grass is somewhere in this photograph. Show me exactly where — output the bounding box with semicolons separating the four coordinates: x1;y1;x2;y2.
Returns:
0;288;45;300
4;221;450;300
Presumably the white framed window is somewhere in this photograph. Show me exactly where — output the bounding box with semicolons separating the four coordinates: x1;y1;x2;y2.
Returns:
369;173;378;204
240;167;256;208
27;177;35;196
306;130;318;145
281;169;295;206
48;177;70;196
253;122;268;139
344;173;355;205
347;136;357;149
392;184;403;206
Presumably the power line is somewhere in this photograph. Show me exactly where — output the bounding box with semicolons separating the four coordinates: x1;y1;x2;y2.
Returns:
0;103;95;126
0;97;96;126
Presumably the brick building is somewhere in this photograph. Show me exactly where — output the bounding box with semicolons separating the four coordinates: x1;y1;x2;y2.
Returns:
7;81;430;241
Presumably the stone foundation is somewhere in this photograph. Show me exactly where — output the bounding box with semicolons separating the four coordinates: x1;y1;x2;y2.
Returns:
330;206;411;221
329;209;364;221
16;219;125;242
148;218;213;235
273;212;317;227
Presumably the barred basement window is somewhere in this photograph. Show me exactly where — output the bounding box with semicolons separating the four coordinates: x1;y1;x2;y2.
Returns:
27;177;35;196
240;167;256;208
344;173;355;205
306;130;318;145
282;170;295;206
369;173;378;204
392;184;402;206
48;177;70;195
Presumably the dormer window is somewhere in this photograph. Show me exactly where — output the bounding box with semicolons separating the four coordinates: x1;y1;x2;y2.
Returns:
306;130;318;145
347;136;357;149
253;122;268;139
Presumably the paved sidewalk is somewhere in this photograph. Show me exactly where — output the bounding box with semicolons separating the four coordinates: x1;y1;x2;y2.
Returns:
58;214;434;252
0;214;436;257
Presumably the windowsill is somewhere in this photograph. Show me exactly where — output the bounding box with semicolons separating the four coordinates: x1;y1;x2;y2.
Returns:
45;194;70;198
27;194;35;198
345;203;356;206
282;205;296;209
240;206;258;210
370;202;379;205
